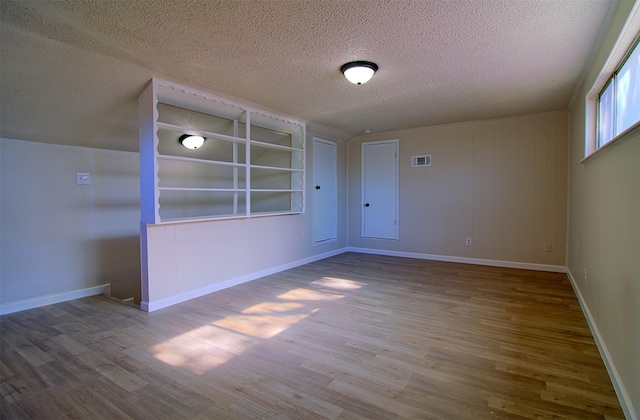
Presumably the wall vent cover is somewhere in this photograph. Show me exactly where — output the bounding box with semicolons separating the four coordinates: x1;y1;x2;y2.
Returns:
411;155;431;167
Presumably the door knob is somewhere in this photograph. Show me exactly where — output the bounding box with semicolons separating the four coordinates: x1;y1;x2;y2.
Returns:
364;203;370;207
315;185;321;190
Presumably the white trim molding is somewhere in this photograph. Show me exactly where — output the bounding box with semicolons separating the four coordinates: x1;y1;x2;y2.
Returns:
347;247;567;273
565;269;637;420
0;283;111;316
141;248;348;312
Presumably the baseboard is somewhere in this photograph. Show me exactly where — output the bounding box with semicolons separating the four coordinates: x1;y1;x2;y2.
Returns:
141;247;348;312
140;247;564;312
565;270;637;420
0;283;111;316
346;247;567;273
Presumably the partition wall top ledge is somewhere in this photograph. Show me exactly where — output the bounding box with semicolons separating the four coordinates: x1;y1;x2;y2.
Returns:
139;78;306;225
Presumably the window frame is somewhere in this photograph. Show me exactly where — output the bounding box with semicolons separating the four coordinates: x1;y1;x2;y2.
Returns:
583;2;640;162
597;35;640;148
597;77;615;148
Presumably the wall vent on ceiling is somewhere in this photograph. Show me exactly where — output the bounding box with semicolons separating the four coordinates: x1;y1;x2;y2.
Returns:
411;155;431;167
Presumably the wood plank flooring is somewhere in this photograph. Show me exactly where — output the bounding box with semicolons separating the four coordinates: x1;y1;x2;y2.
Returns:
0;253;624;419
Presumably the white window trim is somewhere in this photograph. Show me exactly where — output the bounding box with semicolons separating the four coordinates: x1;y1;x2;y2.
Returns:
583;1;640;163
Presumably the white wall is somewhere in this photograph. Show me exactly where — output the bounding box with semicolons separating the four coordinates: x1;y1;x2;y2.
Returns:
0;138;141;309
348;112;568;268
140;133;348;311
567;1;640;416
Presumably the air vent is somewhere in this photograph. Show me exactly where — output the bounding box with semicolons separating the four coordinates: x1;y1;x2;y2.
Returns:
411;155;431;167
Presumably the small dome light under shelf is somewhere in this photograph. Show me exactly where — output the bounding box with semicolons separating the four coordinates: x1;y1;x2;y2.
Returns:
179;134;205;149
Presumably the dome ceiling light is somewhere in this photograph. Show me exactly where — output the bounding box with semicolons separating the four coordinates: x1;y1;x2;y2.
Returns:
340;61;378;85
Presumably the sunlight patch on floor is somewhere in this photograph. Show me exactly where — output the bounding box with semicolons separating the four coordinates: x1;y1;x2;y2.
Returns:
278;288;344;301
151;324;254;375
150;277;363;375
213;312;312;339
241;301;304;314
151;300;321;373
311;276;366;290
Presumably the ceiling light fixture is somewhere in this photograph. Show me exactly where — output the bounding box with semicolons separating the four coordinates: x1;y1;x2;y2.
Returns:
179;134;205;149
341;61;378;85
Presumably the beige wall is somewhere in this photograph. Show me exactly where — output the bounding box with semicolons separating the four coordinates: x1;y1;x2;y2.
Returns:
348;112;568;267
567;1;640;416
141;132;348;310
1;132;349;312
0;138;141;305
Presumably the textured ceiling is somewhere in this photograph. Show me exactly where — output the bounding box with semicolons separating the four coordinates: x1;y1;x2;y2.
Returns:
0;0;613;151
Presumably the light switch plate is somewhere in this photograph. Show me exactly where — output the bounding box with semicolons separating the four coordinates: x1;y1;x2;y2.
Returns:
76;173;91;185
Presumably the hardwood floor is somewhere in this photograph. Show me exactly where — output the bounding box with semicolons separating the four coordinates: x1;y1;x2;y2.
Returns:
0;253;624;419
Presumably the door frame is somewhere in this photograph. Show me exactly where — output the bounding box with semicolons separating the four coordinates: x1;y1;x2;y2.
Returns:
361;139;399;240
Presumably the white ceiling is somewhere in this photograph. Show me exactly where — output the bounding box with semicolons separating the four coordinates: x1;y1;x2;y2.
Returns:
0;0;614;151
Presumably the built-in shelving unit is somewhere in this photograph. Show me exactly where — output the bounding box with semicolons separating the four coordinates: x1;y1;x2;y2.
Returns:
139;79;305;224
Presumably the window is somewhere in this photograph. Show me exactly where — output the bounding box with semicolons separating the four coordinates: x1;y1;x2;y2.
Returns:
597;80;614;146
585;2;640;160
615;39;640;134
597;36;640;148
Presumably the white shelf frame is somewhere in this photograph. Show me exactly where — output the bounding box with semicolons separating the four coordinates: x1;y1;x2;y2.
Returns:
250;164;303;172
139;78;306;224
157;121;246;145
250;139;304;152
158;187;246;192
158;155;246;168
251;189;304;192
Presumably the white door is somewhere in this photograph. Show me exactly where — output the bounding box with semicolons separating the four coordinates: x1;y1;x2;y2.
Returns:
362;140;398;239
313;137;337;244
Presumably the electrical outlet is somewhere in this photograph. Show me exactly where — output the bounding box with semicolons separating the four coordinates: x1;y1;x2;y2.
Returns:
76;173;91;185
465;237;472;246
544;243;552;252
583;268;587;284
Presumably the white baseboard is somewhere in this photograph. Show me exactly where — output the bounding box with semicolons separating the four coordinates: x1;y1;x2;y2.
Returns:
142;247;565;312
346;247;567;273
565;270;637;420
0;283;111;316
141;247;348;312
